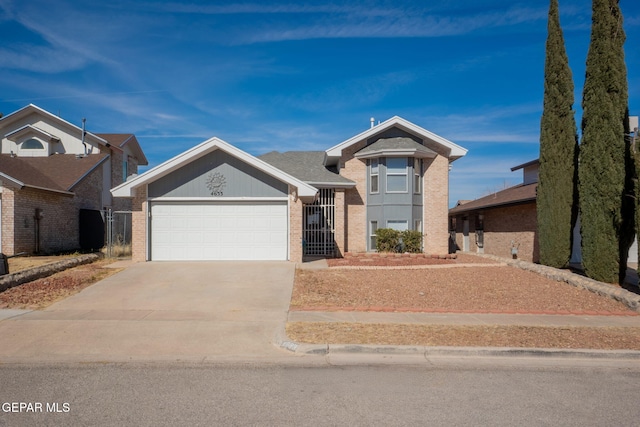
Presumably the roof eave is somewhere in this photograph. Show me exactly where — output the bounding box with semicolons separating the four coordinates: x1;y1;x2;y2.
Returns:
325;115;468;162
449;197;536;215
354;148;437;160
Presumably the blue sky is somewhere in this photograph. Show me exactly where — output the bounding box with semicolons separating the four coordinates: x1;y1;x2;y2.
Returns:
1;0;639;207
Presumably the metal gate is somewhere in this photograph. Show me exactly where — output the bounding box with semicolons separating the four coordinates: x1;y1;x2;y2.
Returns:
303;188;336;257
104;209;133;258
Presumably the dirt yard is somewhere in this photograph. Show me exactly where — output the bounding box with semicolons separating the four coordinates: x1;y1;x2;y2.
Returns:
0;258;121;309
289;257;640;349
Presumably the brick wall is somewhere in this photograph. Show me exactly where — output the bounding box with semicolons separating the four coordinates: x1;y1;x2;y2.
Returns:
131;185;147;262
451;202;539;262
1;190;15;254
339;141;367;253
289;187;303;263
12;188;77;254
423;154;449;255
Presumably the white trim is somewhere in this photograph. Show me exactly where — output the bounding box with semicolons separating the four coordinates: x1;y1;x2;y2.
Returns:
4;124;61;143
354;147;437;160
147;196;289;202
112;136;318;202
0;104;111;148
325;116;467;163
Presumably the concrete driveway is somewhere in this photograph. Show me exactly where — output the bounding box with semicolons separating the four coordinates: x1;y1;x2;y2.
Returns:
0;262;299;363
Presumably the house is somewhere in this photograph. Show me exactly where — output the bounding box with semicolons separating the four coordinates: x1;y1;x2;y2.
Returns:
112;116;467;262
0;104;148;255
449;157;640;265
449;160;539;262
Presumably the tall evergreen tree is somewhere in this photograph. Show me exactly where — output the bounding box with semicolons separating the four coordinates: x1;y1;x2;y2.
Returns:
579;0;629;283
537;0;579;268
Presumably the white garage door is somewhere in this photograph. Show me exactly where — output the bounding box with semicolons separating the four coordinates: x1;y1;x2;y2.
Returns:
150;201;288;261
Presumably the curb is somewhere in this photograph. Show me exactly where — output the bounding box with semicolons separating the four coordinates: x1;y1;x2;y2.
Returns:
274;326;640;360
0;253;103;293
277;339;640;360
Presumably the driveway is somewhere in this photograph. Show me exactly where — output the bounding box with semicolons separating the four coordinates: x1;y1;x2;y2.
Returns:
0;262;299;363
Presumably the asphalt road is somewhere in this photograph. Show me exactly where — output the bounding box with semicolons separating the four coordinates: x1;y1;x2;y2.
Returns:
1;362;639;426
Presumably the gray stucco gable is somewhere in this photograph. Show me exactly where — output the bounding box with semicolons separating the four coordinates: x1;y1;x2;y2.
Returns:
148;150;288;198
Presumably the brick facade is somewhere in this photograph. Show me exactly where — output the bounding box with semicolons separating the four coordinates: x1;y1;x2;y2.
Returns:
334;189;345;257
130;185;147;262
452;202;539;262
339;140;367;253
289;187;303;263
423;154;449;255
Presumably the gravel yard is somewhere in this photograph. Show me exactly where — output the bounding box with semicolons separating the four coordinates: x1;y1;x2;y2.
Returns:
289;256;640;349
290;266;635;314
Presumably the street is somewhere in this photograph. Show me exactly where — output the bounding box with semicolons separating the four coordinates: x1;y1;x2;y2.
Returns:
1;361;639;426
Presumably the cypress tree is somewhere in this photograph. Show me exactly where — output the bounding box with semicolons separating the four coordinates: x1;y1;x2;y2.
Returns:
579;0;629;283
537;0;579;268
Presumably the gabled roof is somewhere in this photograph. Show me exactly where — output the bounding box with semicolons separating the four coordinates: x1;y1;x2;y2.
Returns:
0;104;118;152
0;153;109;195
449;183;537;215
325;116;467;165
97;133;148;165
5;124;61;143
354;137;438;159
258;151;355;188
112;137;318;202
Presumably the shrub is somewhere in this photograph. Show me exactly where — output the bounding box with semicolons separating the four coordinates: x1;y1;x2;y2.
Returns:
375;228;424;253
375;228;400;252
401;230;423;253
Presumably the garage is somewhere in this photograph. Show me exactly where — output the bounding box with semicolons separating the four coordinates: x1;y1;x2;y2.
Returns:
111;137;318;262
150;201;288;261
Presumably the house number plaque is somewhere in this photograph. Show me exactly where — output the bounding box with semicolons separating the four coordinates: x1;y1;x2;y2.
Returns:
206;172;227;196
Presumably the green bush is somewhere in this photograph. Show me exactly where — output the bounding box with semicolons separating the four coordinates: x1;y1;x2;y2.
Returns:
401;230;423;253
375;228;399;252
375;228;424;253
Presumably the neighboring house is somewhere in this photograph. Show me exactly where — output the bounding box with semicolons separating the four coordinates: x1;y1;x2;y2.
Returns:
449;157;639;265
0;104;148;255
449;160;539;262
112;116;467;262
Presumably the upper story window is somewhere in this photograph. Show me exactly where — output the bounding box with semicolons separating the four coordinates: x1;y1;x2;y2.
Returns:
386;157;407;193
413;158;422;194
21;138;44;150
370;159;379;193
123;159;128;181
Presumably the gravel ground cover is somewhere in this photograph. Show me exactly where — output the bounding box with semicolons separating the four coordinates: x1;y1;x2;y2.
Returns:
290;255;640;349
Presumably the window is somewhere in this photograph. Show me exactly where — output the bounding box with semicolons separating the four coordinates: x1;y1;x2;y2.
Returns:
123;159;128;181
386;158;407;192
387;220;408;231
370;159;379;193
370;221;378;250
21;138;44;150
413;158;421;194
415;219;422;232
